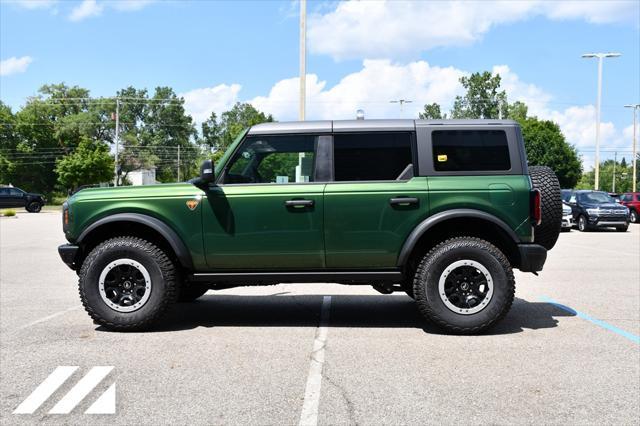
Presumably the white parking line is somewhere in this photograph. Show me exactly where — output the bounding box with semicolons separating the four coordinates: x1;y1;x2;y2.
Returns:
16;306;80;331
299;295;332;426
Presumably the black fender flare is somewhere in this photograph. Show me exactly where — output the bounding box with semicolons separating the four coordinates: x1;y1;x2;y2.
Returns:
77;213;194;269
396;209;521;267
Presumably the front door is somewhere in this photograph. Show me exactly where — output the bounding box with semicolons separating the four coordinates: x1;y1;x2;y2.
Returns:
324;131;429;268
202;134;326;269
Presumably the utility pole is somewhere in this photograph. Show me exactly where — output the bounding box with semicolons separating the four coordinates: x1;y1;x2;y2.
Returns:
582;52;621;190
390;99;413;114
114;98;120;186
299;0;306;121
177;146;181;182
612;151;617;193
624;104;639;192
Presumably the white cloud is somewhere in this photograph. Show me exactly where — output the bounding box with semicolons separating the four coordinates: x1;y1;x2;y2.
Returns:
180;84;242;124
308;1;639;60
9;0;57;10
0;56;33;76
69;0;103;21
250;59;465;121
108;0;154;12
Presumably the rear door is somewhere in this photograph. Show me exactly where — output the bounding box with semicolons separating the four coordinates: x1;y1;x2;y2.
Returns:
323;131;429;268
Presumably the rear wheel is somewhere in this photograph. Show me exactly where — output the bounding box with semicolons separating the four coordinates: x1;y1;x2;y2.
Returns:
26;201;42;213
413;237;515;334
78;236;178;331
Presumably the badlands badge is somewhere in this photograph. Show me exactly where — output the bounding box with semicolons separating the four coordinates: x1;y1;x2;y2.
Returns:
186;199;200;211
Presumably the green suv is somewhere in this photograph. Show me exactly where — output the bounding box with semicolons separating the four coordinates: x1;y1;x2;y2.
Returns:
58;119;562;334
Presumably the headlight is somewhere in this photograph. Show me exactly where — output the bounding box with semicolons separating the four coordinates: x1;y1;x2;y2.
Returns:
586;208;600;215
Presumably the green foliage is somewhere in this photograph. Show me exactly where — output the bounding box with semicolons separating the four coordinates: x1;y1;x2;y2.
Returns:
577;158;634;192
419;103;445;119
55;138;114;190
451;72;508;119
517;117;582;188
2;209;16;217
218;103;274;149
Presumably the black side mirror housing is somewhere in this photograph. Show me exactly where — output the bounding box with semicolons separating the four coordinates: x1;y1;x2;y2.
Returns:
189;159;215;188
200;159;215;183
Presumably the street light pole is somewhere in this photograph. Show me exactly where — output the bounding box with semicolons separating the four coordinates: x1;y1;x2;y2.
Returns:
582;52;621;190
299;0;306;121
625;104;640;192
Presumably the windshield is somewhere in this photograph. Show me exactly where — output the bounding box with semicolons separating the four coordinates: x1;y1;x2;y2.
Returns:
581;192;615;204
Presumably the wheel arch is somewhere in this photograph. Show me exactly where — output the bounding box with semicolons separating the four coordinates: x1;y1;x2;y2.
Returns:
76;213;194;270
397;209;522;272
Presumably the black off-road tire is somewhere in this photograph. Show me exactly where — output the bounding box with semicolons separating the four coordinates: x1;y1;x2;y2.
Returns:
26;201;42;213
529;166;562;250
413;237;515;334
78;236;178;331
178;283;209;302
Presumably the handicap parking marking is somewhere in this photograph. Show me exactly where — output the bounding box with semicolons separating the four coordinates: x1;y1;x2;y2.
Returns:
541;296;639;345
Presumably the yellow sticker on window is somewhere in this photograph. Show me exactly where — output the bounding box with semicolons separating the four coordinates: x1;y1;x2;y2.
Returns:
437;154;448;162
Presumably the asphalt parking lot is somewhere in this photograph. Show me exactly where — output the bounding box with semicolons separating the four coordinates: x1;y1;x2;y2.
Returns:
1;211;638;425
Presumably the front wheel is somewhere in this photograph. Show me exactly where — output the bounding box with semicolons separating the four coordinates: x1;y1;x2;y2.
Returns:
616;225;629;232
578;215;590;232
413;237;515;334
630;210;638;223
78;236;179;331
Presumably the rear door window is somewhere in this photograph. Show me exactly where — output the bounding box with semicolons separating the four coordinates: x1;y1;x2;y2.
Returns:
333;132;413;181
432;130;510;172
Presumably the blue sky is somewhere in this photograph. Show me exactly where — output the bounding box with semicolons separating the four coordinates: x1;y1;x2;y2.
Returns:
1;0;639;167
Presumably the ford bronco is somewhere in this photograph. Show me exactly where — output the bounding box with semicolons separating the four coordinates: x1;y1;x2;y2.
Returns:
58;119;562;334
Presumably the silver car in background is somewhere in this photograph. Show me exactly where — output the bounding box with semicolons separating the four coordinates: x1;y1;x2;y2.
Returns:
561;202;573;231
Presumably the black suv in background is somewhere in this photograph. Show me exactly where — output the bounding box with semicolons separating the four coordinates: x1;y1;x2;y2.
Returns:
0;186;46;212
567;190;629;232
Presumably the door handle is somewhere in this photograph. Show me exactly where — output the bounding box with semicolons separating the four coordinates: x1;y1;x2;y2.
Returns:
389;197;419;206
285;199;315;208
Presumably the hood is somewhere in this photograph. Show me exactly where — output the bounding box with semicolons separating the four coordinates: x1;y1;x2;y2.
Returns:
583;202;626;210
69;182;202;202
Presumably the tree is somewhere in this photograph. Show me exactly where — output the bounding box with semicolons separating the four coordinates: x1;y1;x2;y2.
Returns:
518;117;582;188
218;103;274;149
419;103;445;119
55;137;114;191
450;72;507;119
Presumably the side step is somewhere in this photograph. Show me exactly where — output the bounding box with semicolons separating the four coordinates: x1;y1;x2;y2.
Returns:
189;270;403;284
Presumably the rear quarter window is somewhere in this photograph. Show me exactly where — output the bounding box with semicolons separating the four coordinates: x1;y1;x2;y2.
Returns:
432;130;510;172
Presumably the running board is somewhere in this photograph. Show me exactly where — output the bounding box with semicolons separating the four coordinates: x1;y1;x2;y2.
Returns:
189;271;403;284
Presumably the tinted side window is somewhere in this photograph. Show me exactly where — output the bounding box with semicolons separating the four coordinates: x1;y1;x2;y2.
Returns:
333;132;413;181
224;135;316;184
0;188;9;195
432;130;510;171
636;194;640;202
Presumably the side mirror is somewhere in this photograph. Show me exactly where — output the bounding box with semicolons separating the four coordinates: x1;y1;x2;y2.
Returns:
200;159;215;184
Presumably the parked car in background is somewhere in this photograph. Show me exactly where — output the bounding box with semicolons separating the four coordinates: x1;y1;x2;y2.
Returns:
561;189;573;202
567;190;629;232
619;192;640;223
0;186;46;212
561;202;573;231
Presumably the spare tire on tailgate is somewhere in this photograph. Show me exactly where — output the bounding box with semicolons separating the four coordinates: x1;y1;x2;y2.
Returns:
529;166;562;250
